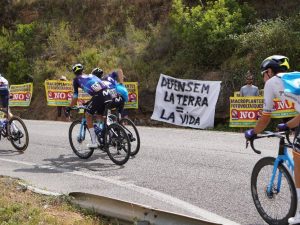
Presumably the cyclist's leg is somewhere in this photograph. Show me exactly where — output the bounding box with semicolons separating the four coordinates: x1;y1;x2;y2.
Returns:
289;149;300;224
85;96;99;148
289;122;300;224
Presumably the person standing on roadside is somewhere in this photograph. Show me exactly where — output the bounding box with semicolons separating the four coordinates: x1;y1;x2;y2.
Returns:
240;72;259;97
56;75;70;121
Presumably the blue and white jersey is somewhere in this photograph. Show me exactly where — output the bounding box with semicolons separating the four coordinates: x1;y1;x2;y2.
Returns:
73;74;108;98
0;75;9;95
103;72;128;102
263;72;300;114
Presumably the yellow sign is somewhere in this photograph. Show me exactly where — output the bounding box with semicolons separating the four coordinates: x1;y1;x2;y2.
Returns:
44;80;139;109
229;96;298;127
44;80;90;106
124;82;138;109
9;83;33;107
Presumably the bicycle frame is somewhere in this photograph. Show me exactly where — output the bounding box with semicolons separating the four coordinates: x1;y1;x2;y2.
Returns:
79;117;87;141
267;137;294;194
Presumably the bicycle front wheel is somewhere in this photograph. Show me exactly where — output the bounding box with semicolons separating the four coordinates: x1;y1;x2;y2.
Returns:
69;120;94;159
119;118;140;156
8;116;29;151
251;157;297;225
104;123;131;165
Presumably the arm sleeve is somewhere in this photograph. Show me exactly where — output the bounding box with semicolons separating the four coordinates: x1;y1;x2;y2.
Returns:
73;79;79;98
111;71;118;81
262;81;275;115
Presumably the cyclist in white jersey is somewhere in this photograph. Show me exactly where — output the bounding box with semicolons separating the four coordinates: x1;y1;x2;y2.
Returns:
245;55;300;224
0;74;12;118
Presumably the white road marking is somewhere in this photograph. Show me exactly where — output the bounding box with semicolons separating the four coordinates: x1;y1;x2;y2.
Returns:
0;157;240;225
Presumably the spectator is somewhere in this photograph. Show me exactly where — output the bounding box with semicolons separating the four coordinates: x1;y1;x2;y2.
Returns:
240;72;259;97
57;75;70;121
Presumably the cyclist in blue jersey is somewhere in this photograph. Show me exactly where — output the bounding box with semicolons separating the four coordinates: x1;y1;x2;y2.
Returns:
92;68;128;116
0;74;12;118
66;64;112;149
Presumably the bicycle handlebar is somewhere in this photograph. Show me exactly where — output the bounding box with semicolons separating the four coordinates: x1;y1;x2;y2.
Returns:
246;131;292;154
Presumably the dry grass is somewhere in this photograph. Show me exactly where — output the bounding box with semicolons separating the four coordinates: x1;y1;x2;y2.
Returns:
0;176;113;225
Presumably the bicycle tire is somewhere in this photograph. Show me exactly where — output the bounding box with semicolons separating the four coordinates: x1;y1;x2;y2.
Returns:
8;116;29;151
69;119;94;159
104;123;131;165
119;118;140;156
251;157;297;225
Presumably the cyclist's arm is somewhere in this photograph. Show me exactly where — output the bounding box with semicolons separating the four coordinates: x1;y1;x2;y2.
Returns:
253;114;271;134
117;69;124;84
70;79;79;107
286;114;300;128
253;80;274;134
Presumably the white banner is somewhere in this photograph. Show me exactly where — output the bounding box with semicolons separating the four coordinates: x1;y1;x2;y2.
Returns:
151;74;221;129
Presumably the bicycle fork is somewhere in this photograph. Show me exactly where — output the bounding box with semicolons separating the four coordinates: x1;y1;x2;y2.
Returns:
267;147;294;195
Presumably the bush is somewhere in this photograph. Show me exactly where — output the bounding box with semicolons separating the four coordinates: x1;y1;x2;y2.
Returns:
223;15;300;92
170;0;255;69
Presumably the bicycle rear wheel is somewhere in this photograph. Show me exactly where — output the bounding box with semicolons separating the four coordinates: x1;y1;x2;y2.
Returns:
8;116;29;151
251;157;297;225
119;118;140;156
104;123;131;165
69;120;94;159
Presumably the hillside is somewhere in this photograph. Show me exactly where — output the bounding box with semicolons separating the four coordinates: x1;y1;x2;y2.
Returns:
1;0;300;123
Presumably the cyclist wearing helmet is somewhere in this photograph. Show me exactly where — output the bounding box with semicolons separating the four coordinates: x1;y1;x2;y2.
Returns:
67;63;112;149
0;74;12;118
92;68;128;116
245;55;300;224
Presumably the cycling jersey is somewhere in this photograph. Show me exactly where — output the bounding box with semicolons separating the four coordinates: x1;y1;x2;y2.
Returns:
0;75;9;108
103;72;128;102
73;74;108;98
0;76;9;92
263;72;300;115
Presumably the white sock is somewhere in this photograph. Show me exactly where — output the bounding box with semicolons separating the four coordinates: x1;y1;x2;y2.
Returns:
89;128;97;144
11;122;18;132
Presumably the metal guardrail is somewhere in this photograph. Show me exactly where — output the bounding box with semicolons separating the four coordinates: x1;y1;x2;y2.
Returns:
69;192;222;225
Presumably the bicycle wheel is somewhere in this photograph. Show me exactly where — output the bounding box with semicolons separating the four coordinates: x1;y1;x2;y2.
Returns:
8;116;29;151
251;157;297;225
119;118;140;156
69;119;94;159
104;123;131;165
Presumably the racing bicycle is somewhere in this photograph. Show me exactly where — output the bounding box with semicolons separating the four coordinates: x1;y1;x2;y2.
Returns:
0;107;29;151
109;112;140;156
68;105;131;165
247;131;296;225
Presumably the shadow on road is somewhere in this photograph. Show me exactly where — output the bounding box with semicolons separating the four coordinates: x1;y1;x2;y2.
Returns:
14;152;125;174
0;149;24;156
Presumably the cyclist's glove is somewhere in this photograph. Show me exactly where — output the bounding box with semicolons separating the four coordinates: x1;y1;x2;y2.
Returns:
245;129;256;140
277;123;290;132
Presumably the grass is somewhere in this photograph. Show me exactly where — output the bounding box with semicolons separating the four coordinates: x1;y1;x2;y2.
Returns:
0;176;120;225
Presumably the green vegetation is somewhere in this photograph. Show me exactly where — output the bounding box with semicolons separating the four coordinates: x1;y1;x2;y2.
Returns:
0;0;300;118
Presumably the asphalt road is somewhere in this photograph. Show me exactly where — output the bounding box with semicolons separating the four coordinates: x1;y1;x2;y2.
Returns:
0;120;282;225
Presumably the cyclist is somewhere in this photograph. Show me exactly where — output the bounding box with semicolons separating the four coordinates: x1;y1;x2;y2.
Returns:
0;73;12;118
92;68;128;117
245;55;300;224
66;64;112;149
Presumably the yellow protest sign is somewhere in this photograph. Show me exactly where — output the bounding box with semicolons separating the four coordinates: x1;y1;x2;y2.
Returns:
124;82;138;109
229;96;298;127
9;83;33;107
